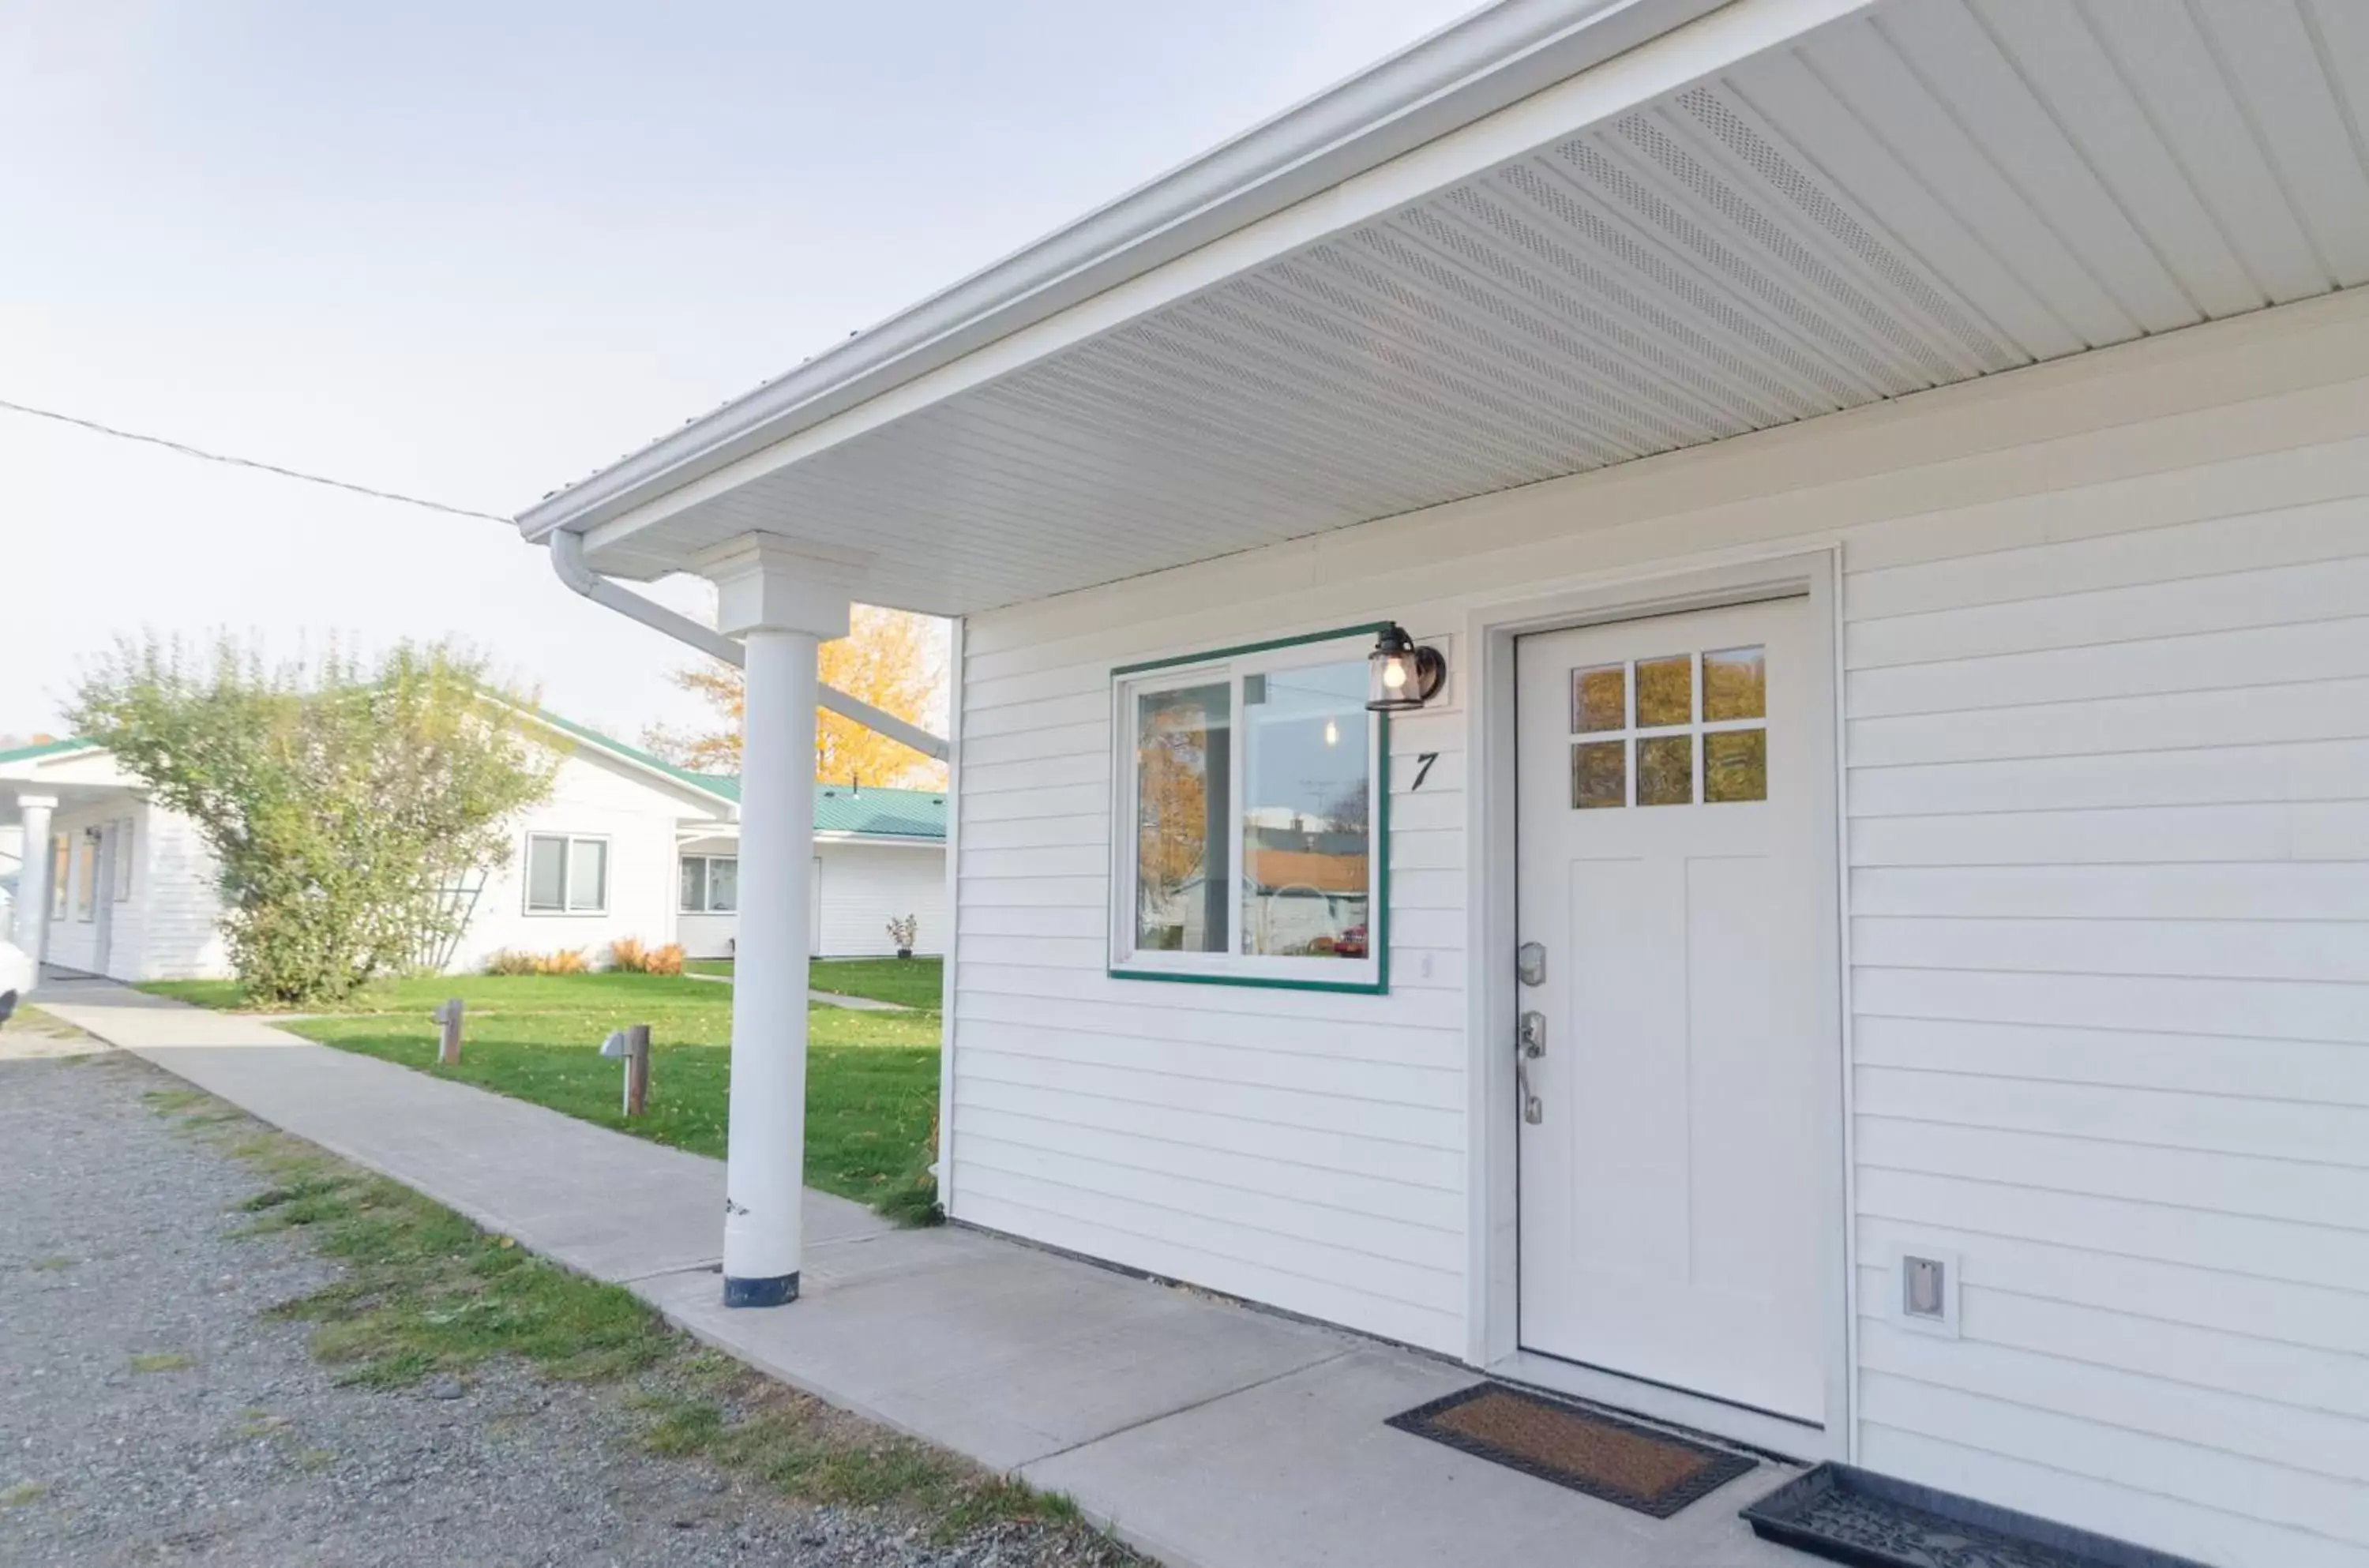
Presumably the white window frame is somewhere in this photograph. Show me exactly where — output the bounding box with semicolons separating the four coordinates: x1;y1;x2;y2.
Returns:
678;853;738;913
524;831;610;915
1109;625;1388;994
48;835;69;922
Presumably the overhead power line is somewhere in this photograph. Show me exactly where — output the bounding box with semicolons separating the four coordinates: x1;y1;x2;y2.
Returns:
0;396;512;523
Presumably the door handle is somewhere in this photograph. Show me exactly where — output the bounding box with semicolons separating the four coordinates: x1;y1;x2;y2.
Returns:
1516;1011;1545;1125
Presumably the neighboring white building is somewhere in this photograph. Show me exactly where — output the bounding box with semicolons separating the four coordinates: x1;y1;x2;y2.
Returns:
514;3;2369;1563
0;717;945;982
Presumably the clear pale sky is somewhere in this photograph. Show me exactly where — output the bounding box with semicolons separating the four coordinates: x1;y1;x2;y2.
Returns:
1;0;1479;743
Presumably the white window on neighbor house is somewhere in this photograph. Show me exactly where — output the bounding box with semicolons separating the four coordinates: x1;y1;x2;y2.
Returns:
678;854;738;913
73;833;98;921
113;818;135;902
48;835;69;921
524;833;608;914
1111;628;1383;993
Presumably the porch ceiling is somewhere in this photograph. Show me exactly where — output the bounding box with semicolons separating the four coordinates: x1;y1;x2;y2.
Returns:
544;0;2369;616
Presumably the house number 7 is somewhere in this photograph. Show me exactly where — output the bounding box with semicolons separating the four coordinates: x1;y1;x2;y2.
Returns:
1410;752;1440;791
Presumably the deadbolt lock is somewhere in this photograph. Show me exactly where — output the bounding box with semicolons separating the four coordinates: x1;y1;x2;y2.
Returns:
1516;941;1545;986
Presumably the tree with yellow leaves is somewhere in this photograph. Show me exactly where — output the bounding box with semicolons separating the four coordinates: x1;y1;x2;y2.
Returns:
644;605;948;789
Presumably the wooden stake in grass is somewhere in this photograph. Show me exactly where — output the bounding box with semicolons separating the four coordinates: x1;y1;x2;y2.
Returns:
625;1024;651;1118
433;998;464;1065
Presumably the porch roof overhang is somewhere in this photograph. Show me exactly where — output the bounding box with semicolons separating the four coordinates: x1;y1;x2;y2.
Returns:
517;0;2369;617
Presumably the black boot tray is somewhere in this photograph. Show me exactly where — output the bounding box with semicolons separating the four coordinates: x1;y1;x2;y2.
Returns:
1740;1463;2213;1568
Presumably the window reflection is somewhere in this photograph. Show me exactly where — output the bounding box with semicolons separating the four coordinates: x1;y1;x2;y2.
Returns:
1136;682;1231;953
1241;660;1370;960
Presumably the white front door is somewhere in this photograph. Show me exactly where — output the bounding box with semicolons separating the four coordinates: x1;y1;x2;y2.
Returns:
1515;596;1827;1423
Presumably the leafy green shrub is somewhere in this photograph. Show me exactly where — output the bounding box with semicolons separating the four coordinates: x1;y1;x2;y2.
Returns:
72;637;557;1005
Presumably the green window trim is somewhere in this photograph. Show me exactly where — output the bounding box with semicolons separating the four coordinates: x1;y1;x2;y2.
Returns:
1109;623;1394;996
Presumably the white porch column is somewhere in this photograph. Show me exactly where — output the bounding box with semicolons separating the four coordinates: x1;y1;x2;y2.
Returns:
13;793;57;972
701;538;855;1308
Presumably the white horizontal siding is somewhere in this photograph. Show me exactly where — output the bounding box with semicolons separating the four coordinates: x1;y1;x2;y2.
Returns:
952;643;1470;1349
953;289;2369;1564
816;841;946;958
133;808;227;981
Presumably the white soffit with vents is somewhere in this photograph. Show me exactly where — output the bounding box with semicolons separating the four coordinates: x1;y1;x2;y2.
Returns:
522;0;2369;617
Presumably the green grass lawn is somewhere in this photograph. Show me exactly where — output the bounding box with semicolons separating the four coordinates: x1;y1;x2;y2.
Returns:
681;956;943;1011
140;972;940;1213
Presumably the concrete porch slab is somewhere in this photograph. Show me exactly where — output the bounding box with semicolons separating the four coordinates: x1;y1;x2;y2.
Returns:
639;1239;1350;1472
1022;1345;1801;1568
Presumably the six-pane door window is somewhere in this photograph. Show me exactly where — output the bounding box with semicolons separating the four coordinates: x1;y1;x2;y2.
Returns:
1569;644;1767;810
525;833;609;913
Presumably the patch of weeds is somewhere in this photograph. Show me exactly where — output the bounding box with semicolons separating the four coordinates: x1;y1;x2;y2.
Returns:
141;1079;1133;1563
293;1448;336;1471
628;1369;1096;1547
1;1480;50;1507
871;1161;944;1228
143;1087;212;1116
129;1352;193;1374
28;1256;77;1272
233;1409;291;1440
142;1088;674;1392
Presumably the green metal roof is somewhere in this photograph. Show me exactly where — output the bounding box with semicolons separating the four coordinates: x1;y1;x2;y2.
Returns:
0;737;96;766
809;783;947;840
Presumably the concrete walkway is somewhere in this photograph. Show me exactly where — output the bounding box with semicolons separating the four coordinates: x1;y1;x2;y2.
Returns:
679;970;914;1011
29;975;1797;1568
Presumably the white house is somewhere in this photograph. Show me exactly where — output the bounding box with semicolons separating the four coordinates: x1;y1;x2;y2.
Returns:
0;717;946;982
516;2;2369;1562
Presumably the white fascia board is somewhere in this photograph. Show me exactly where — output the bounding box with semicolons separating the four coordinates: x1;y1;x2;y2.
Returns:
672;827;944;849
528;0;1873;555
0;745;103;783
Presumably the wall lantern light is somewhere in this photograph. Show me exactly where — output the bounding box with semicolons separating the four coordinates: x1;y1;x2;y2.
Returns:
1367;624;1445;712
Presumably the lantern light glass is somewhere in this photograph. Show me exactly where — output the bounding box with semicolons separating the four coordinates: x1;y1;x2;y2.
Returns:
1366;624;1444;712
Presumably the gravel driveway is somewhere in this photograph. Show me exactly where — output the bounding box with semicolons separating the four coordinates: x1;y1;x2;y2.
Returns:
0;1050;1121;1566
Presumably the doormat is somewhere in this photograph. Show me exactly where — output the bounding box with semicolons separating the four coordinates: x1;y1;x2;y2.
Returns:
1741;1463;2215;1568
1385;1383;1754;1518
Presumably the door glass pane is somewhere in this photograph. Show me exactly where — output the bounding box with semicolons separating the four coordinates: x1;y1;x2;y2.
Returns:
1135;681;1231;953
1703;646;1766;721
1241;659;1369;959
1571;741;1625;808
1635;655;1693;727
1572;664;1625;732
567;838;607;911
114;820;134;900
1705;730;1767;803
679;857;705;913
1637;735;1694;805
707;857;738;913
